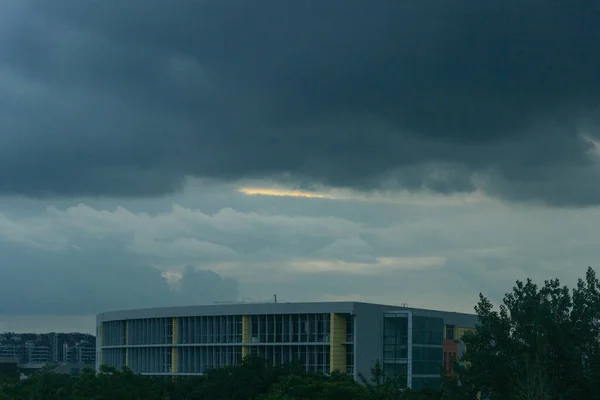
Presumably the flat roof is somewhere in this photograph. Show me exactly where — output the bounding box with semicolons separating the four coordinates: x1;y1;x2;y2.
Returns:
97;301;477;325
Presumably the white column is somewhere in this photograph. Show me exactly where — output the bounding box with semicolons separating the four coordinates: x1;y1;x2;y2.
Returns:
407;311;413;389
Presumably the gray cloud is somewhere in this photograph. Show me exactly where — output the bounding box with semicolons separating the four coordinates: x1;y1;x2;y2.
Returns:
1;0;599;205
0;241;239;315
2;183;599;318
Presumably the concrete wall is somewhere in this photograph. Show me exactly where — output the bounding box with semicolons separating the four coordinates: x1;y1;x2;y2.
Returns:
353;303;386;381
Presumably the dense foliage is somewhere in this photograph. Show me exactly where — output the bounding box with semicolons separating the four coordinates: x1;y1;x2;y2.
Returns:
448;266;600;400
3;267;600;399
0;358;439;400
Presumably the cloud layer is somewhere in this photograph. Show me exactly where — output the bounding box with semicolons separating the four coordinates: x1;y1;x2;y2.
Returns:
1;1;599;205
2;185;599;321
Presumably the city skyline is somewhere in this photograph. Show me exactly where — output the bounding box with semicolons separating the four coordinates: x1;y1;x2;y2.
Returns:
0;331;95;366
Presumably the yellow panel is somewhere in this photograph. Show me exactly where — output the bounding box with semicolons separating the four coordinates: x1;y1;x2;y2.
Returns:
242;315;250;358
172;318;178;373
329;313;346;373
455;326;475;368
125;320;129;367
455;327;475;340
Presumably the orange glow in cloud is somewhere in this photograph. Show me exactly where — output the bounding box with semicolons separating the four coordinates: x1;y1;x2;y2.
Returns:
238;187;329;199
238;185;488;206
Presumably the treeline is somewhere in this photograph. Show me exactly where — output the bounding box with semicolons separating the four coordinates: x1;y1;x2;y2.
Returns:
0;359;441;400
452;266;600;400
3;267;600;399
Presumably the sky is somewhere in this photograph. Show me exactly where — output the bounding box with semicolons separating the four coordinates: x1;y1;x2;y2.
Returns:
0;0;599;334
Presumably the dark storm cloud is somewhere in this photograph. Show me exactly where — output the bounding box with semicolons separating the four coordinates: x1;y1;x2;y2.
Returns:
1;0;599;205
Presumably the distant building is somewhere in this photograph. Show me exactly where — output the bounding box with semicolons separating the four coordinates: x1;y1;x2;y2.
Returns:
25;343;51;364
0;332;95;367
63;342;95;365
52;333;59;363
97;302;477;390
0;357;19;379
0;344;23;360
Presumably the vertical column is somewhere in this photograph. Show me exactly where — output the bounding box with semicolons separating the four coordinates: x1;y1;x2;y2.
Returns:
407;312;413;389
98;323;103;368
172;318;178;374
329;313;346;373
125;320;129;367
242;315;250;358
353;314;358;381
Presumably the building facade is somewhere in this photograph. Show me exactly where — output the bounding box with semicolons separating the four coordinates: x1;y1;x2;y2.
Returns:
63;342;96;365
0;332;96;377
0;332;95;365
96;302;477;390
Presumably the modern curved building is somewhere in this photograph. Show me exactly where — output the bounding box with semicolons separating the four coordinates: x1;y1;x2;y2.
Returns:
96;302;477;390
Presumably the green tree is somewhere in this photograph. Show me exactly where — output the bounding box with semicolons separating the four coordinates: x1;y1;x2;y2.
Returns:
456;267;600;400
0;353;454;399
20;366;74;400
358;361;404;400
258;371;367;400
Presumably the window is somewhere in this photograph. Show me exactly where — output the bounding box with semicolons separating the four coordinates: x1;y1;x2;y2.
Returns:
346;316;354;342
446;325;455;340
412;316;443;345
346;344;354;374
